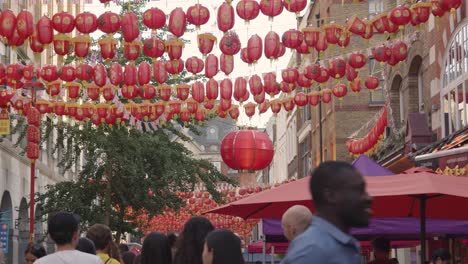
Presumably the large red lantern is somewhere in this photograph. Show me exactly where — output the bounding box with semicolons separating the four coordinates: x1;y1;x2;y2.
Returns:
98;36;117;60
153;60;168;84
348;52;367;70
282;68;298;84
195;108;206;124
365;75;379;90
411;3;432;24
22;65;35;81
260;0;283;20
220;54;234;76
392;41;408;62
332;83;348;99
97;11;120;34
16;10;34;39
76;63;94;81
247;34;262;64
60;65;75;82
371;13;390;34
143;7;166;31
186;98;199;114
236;0;260;23
234;77;248;103
283;0;307;14
187;4;210;28
206;79;219;100
75;12;97;34
197;33;217;56
121;12;139;42
185;56;204;75
294;92;308;107
143;37;165;59
220;31;241;56
217;2;235;33
175;83;190;101
165;59;184;75
165;38;184;60
329;58;346;79
205;54;219;79
169;8;186;38
264;31;281;60
123;40;142;61
36;16;53;45
388;5;412;29
221;129;274;171
53;34;71;56
41;65;59;83
73;35;92;58
282;29;303;49
0;10;17;40
192;81;205;103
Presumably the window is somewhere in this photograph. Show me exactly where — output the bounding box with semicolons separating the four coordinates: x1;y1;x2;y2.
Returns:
369;58;385;104
206;126;218;141
368;0;384;18
441;22;468;136
299;137;310;178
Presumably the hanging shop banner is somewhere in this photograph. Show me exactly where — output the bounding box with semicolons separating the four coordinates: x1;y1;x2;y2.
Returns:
0;221;8;254
0;109;10;135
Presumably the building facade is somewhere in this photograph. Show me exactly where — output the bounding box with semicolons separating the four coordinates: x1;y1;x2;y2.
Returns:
0;1;84;264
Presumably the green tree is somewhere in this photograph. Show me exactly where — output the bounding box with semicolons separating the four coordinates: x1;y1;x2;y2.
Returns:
27;1;235;241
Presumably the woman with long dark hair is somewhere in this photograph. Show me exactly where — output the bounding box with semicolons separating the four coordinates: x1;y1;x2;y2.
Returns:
173;217;214;264
202;229;243;264
133;232;171;264
24;244;47;264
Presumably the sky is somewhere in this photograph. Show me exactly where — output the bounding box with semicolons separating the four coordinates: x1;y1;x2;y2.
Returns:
84;0;304;128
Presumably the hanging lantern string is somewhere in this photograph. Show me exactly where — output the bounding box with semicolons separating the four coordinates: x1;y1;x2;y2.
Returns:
348;105;386;140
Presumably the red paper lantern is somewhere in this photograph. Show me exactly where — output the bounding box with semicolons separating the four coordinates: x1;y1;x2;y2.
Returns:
206;78;219;100
7;28;24;48
348;52;367;70
217;2;235;33
121;12;139;42
122;40;141;61
315;67;330;83
440;0;461;13
247;34;262;63
205;54;219;79
86;82;100;100
389;5;412;29
168;100;182;115
323;23;342;44
321;89;332;103
165;59;184;75
60;65;76;82
195;108;206;123
229;106;240;120
281;68;298;84
260;0;283;20
279;81;294;93
26;143;39;160
249;74;263;96
361;20;374;40
297;73;311;88
29;31;44;53
138;61;151;86
234;77;248;103
186;98;198;114
365;76;379;90
270;100;282;114
187;4;210;28
283;97;295;112
329;58;346;79
140;84;156;100
124;64;137;86
350;78;362;93
244;103;256;118
73;35;92;58
282;29;303;49
35;100;50;114
97;11;121;34
22;65;35;81
53;34;71;56
346;16;366;37
75;12;97;34
371;13;390;34
165;38;184;60
158;84;172;101
294;92;308;107
236;0;260;23
411;3;432;23
220;79;233;100
169;8;186;38
258;100;270;114
392;41;408;62
431;0;446;18
143;37;165;59
121;84;139;100
197;33;217;56
109;63;123;85
16;10;34;39
102;85;115;102
204;99;215;110
264;31;281;60
307;92;320;106
296;40;309;54
41;65;59;83
75;64;94;81
240;48;253;64
192;81;205;103
0;10;17;40
93;63;107;87
98;36;117;60
36;16;53;45
143;7;166;30
372;44;391;63
175;83;190;101
283;0;307;14
220;54;234;76
304;64;320;81
263;72;279;96
153;60;168;84
220;31;241;56
346;64;358;82
332;83;348;99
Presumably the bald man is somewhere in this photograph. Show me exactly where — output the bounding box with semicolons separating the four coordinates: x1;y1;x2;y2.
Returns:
281;205;313;241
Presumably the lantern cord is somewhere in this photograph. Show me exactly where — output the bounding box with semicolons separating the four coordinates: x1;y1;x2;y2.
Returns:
348;105;385;140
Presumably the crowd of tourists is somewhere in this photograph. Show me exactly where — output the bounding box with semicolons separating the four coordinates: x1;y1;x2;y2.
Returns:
3;161;453;264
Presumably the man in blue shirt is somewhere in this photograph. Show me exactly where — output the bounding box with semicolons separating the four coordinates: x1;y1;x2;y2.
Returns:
282;161;373;264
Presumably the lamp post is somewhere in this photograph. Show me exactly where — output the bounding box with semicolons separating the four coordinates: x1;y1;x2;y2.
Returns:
316;12;323;163
23;76;44;242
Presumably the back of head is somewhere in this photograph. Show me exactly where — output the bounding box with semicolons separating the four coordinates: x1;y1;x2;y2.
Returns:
309;161;359;208
371;237;390;259
167;233;178;248
174;216;214;264
122;251;136;264
86;224;113;251
76;237;96;255
281;205;313;241
48;212;80;246
432;248;451;262
140;232;171;264
25;243;47;259
206;229;242;264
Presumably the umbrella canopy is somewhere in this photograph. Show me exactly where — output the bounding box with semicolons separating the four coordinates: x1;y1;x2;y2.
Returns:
352;155;394;176
206;171;468;220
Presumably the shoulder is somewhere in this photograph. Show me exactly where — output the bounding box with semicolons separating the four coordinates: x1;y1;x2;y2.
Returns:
283;226;333;263
74;251;103;263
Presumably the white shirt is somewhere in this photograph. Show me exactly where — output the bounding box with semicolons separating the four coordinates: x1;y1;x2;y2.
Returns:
35;250;103;264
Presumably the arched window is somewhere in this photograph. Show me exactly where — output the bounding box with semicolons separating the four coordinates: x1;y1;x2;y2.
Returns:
441;20;468;137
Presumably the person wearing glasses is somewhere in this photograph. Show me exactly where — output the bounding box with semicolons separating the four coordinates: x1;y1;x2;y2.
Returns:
24;244;47;264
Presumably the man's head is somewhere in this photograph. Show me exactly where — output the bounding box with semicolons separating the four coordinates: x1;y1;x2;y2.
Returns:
48;212;80;247
371;237;390;260
310;161;372;228
432;248;451;264
86;224;113;251
281;205;313;241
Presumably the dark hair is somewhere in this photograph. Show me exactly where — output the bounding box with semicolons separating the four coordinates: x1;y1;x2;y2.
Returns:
309;161;359;206
119;243;129;253
206;229;243;264
122;251;136;264
48;212;80;245
76;237;96;254
86;224;113;250
25;243;47;259
173;217;214;264
432;248;451;261
167;233;177;248
139;232;171;264
371;237;390;253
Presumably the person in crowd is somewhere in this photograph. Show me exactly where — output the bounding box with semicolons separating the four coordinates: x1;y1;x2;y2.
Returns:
35;212;102;264
431;248;451;264
167;233;178;259
281;205;313;241
76;237;96;255
24;243;47;264
109;241;123;263
122;251;136;264
87;223;121;264
367;237;393;264
282;161;373;264
119;244;129;255
202;229;243;264
133;232;171;264
173;216;214;264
